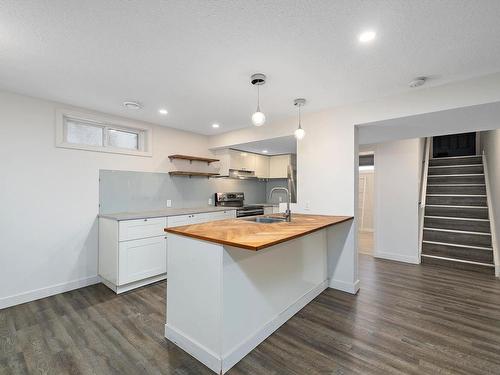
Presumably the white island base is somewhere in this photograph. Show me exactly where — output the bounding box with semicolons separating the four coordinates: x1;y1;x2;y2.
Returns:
165;230;329;374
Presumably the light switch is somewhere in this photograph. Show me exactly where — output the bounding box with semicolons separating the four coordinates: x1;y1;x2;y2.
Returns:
166;200;172;207
208;198;213;205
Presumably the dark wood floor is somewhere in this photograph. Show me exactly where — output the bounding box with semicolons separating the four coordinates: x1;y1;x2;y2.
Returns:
1;255;500;375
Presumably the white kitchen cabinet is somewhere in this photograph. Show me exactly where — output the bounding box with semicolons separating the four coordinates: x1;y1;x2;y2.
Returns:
254;154;270;178
99;209;236;294
118;236;167;285
215;149;257;175
269;154;293;178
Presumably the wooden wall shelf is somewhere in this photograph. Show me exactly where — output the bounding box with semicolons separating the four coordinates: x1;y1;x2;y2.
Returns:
168;154;219;164
169;171;220;178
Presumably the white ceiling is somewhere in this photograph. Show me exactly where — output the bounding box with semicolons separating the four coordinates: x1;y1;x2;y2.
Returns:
231;135;297;155
2;1;500;135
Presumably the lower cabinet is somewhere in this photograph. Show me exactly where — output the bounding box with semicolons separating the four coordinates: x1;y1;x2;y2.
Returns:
118;236;167;285
99;209;236;293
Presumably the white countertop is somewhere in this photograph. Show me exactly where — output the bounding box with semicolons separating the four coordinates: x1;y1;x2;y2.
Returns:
99;206;237;221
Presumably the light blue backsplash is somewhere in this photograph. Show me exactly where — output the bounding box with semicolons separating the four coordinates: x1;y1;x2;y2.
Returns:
99;170;271;214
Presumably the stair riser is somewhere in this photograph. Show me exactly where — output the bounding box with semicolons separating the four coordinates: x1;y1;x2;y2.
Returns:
429;156;482;166
421;256;494;274
422;242;494;263
423;230;492;247
426;185;486;195
425;206;489;219
424;217;491;233
428;175;485;184
428;165;484;175
426;195;487;206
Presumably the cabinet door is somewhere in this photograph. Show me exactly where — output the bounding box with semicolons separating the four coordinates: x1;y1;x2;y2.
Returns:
254;154;270;178
229;150;255;171
269;155;291;178
207;210;236;221
118;236;167;285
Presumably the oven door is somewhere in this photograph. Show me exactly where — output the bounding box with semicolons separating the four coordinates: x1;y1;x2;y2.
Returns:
236;208;264;218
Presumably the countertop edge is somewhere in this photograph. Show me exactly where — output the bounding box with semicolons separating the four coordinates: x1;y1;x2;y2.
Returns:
165;215;354;251
99;207;238;221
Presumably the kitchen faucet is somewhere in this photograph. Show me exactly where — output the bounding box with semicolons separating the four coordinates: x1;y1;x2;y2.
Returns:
269;187;291;222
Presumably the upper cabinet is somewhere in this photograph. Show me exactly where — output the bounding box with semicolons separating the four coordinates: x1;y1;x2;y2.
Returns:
214;149;295;179
254;154;270;179
269;154;294;179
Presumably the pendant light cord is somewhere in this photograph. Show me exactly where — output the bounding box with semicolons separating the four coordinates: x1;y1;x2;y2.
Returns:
298;103;302;129
257;84;261;111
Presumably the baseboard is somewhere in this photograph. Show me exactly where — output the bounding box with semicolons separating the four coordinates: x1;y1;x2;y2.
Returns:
101;274;167;294
221;280;328;373
329;278;360;294
0;275;100;310
165;325;222;374
165;281;328;374
374;251;420;264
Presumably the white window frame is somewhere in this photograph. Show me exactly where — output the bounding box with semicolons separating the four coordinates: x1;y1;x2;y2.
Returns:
56;109;153;157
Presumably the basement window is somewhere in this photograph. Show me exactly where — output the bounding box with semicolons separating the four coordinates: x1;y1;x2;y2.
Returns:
56;110;152;157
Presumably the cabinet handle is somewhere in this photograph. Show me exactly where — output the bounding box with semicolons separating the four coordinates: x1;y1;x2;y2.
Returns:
164;236;167;239
144;218;148;222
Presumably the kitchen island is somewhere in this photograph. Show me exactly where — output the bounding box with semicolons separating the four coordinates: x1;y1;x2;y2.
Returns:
164;214;353;374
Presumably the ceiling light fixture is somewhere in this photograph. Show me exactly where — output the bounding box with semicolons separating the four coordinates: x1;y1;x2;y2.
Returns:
250;73;266;126
294;98;306;140
262;150;268;154
158;108;168;115
212;123;220;128
123;101;142;110
359;30;376;43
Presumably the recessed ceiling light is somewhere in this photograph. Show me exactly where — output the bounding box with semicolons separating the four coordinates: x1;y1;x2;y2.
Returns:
158;108;168;115
359;30;376;43
123;101;142;110
212;123;220;128
262;150;268;154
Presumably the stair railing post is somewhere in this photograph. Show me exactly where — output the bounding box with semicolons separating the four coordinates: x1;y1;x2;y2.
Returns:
418;138;431;258
482;150;500;277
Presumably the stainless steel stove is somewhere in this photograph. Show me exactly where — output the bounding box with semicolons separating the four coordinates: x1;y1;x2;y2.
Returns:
214;192;264;218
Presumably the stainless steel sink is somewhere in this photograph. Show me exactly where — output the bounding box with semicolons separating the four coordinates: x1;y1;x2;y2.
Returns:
242;216;287;223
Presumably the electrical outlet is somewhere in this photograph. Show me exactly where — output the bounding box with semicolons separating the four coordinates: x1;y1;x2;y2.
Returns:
305;201;310;210
208;198;212;205
166;200;172;207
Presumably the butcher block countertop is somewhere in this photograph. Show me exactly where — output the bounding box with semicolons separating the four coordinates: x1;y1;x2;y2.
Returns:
165;214;353;251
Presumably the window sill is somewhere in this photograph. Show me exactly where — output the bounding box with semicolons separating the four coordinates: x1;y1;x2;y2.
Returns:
56;142;153;157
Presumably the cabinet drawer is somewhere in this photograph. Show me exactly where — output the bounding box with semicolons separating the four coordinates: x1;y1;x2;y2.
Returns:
119;217;167;241
167;214;192;228
118;236;167;285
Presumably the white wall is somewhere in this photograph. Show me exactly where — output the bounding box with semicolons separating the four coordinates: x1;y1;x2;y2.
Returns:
480;129;500;276
373;139;422;264
0;90;211;308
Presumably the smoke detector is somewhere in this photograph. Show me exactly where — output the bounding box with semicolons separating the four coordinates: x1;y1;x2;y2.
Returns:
123;101;142;110
408;77;427;88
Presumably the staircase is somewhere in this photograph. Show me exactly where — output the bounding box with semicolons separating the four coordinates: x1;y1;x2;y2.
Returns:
421;155;495;273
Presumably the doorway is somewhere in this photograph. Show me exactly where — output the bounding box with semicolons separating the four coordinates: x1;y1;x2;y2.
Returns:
432;132;476;157
358;152;374;255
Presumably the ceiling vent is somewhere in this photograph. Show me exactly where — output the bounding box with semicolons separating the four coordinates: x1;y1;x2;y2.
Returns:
408;77;427;88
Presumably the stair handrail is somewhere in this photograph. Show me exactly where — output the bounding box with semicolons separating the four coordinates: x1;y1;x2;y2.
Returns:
482;150;499;277
418;138;431;257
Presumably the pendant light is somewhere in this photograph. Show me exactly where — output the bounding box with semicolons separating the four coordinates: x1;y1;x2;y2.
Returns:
294;98;306;140
250;73;266;126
